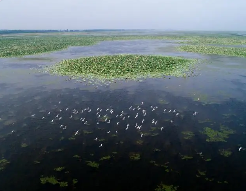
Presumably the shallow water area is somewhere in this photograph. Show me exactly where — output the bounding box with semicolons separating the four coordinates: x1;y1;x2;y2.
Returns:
0;36;246;191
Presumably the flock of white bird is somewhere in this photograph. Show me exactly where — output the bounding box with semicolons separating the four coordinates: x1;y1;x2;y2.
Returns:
28;101;244;152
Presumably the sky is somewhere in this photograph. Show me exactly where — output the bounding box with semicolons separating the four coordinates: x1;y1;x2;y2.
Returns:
0;0;246;31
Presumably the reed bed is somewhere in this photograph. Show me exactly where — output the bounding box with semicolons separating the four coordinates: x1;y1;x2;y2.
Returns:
47;54;197;80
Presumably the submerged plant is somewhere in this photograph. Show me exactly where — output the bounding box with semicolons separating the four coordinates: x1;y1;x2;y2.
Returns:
0;158;10;171
181;131;195;139
219;149;232;157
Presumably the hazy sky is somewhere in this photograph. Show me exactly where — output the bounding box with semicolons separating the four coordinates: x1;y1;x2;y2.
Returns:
0;0;246;30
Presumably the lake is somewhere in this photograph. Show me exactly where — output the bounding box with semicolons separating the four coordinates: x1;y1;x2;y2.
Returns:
0;37;246;191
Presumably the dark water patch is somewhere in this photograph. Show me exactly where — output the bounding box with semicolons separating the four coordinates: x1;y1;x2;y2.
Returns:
0;86;246;191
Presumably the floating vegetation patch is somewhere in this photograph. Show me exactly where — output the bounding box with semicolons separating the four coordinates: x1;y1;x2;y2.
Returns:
54;167;65;172
0;158;10;171
179;45;246;58
129;152;141;161
180;155;193;160
21;143;28;148
40;176;68;187
219;149;232;157
99;156;111;161
202;126;234;142
155;183;179;191
181;131;195;140
86;161;99;168
47;55;197;81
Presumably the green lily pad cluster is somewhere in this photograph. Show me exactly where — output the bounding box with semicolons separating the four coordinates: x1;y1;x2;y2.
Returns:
179;45;246;57
202;126;234;142
54;167;65;172
47;55;197;81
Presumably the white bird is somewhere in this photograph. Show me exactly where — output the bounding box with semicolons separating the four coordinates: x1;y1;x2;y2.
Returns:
128;116;130;118
84;121;88;125
105;118;108;122
59;117;62;120
169;110;172;113
88;109;91;112
155;121;157;125
59;109;62;112
129;106;132;110
239;147;243;151
141;133;144;137
161;127;164;131
173;110;176;113
94;138;98;141
176;113;179;116
141;102;144;105
48;112;51;115
97;122;99;124
164;109;166;112
75;130;79;135
142;119;144;123
66;108;69;111
116;131;118;133
135;113;138;118
117;122;119;125
31;114;35;117
116;115;118;117
125;127;128;130
99;144;103;147
122;117;125;120
11;130;15;133
170;120;173;123
59;101;61;104
107;120;111;123
193;111;198;116
69;115;73;119
107;131;110;134
63;126;67;130
55;114;59;118
51;120;54;123
42;117;45;119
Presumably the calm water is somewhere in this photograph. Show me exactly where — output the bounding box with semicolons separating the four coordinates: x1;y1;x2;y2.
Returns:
0;39;246;191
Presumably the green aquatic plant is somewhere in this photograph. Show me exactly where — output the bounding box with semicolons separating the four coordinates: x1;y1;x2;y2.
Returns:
40;176;59;185
179;45;246;58
40;176;69;187
155;183;178;191
73;155;80;158
136;140;144;145
34;160;41;164
72;179;78;185
202;126;234;142
21;143;28;148
219;149;232;157
47;55;197;81
83;130;93;134
129;152;141;161
181;131;195;139
86;161;99;168
99;156;111;161
181;155;193;160
198;170;206;176
54;167;65;172
0;158;10;171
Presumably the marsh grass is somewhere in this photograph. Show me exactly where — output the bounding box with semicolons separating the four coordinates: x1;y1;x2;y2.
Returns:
47;55;197;81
